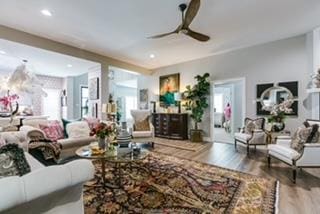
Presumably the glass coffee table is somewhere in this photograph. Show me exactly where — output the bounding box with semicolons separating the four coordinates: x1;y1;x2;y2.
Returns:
76;142;151;188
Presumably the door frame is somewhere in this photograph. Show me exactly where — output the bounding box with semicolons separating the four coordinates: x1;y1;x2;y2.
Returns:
210;77;246;142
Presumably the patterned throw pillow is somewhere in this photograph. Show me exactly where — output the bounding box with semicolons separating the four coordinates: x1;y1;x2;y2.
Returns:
39;120;64;142
244;118;265;134
134;118;150;131
0;144;31;178
290;126;319;153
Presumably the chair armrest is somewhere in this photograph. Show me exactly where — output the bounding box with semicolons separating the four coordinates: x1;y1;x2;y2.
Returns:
0;159;94;212
304;143;320;148
24;159;94;201
297;145;320;166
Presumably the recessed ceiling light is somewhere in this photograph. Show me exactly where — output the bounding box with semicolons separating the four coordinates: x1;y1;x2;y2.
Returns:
41;9;52;17
150;54;155;59
67;64;73;68
0;50;6;54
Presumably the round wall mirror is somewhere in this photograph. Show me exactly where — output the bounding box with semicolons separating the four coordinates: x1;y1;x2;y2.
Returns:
259;86;293;110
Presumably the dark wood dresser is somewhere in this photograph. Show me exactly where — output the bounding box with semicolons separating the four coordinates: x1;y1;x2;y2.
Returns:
152;113;188;140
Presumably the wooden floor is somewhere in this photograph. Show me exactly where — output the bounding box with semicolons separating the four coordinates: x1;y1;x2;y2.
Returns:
154;141;320;214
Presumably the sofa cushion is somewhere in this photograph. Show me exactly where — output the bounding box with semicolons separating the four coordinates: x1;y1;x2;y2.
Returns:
234;132;251;141
0;144;31;178
62;118;81;138
66;121;90;139
0;131;27;151
39;120;64;142
132;131;153;138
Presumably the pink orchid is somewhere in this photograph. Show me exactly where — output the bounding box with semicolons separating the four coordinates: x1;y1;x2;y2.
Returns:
0;94;19;110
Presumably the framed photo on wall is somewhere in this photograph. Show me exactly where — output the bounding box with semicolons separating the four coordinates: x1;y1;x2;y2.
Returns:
89;77;99;100
159;73;180;107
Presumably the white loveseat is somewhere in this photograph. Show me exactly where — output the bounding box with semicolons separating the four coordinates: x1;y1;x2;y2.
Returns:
0;131;95;214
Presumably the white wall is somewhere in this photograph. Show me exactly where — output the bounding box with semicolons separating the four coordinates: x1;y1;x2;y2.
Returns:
143;35;310;138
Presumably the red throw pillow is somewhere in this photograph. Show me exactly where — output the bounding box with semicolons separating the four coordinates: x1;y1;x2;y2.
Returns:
84;117;100;130
39;120;64;142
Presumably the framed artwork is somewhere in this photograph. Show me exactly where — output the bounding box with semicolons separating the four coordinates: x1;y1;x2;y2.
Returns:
139;89;148;109
89;77;99;100
159;73;180;107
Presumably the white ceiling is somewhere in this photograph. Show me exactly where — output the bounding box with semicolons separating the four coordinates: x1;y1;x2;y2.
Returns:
0;39;99;77
0;0;319;70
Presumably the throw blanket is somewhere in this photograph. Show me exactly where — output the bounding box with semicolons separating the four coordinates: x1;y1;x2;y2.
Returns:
29;139;62;163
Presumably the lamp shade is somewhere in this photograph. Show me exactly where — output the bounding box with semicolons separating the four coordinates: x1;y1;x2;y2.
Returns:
174;92;182;101
102;103;108;113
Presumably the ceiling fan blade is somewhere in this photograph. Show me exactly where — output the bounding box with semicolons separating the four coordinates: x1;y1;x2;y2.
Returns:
148;28;179;39
183;0;201;29
185;29;210;42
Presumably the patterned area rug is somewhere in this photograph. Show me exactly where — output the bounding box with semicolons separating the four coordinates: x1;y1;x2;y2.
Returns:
153;137;211;152
84;152;278;214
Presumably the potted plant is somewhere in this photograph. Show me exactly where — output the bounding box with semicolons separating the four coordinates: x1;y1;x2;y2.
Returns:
183;73;210;142
90;122;116;150
262;99;294;132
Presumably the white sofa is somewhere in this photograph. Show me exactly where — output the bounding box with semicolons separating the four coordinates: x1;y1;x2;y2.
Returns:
0;131;95;214
21;118;96;158
267;119;320;183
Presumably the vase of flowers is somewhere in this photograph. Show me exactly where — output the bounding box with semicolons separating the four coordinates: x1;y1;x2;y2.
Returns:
0;92;19;124
262;99;294;132
90;122;116;150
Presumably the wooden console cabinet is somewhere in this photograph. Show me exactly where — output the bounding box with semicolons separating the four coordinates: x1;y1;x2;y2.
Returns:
152;113;188;140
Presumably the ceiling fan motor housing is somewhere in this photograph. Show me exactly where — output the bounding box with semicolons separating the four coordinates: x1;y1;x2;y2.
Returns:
179;3;187;12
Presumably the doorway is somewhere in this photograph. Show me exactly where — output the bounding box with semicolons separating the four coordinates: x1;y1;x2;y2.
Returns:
212;78;245;144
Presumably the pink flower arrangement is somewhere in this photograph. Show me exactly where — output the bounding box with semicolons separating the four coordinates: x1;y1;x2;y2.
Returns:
0;94;19;110
90;122;116;138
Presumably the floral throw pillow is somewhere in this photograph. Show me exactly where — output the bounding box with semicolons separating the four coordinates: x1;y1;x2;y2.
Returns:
244;118;265;134
290;125;319;153
0;144;31;178
39;120;64;142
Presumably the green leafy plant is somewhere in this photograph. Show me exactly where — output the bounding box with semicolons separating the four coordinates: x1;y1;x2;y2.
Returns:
183;73;210;130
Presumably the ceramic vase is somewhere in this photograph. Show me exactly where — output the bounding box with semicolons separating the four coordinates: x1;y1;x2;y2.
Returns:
98;137;106;150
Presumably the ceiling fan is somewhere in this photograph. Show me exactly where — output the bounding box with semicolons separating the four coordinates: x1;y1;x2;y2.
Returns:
148;0;210;42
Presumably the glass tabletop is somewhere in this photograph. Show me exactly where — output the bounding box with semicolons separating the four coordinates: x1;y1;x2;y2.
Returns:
76;142;149;163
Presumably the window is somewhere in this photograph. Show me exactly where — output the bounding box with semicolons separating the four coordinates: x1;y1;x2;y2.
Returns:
214;93;223;113
42;89;61;120
81;86;89;118
125;96;137;122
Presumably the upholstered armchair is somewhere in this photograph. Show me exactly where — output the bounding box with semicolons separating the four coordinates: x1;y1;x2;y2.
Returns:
268;119;320;183
129;110;154;147
234;118;268;155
